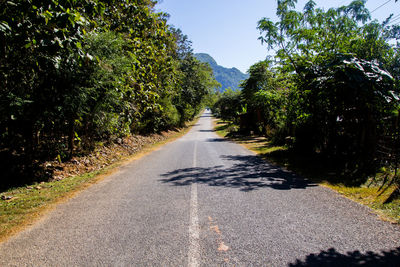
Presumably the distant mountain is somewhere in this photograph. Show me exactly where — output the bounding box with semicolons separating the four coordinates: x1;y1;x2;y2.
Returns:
195;53;248;91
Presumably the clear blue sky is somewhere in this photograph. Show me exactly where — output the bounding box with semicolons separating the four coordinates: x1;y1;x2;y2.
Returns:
156;0;400;73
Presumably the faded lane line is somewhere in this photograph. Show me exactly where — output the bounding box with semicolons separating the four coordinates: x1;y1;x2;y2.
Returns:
188;141;200;267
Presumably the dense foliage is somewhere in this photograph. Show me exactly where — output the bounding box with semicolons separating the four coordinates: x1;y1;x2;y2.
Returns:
212;89;242;123
0;0;217;187
213;0;400;183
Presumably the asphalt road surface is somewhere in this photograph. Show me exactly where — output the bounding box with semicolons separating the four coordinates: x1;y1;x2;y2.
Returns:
1;111;400;266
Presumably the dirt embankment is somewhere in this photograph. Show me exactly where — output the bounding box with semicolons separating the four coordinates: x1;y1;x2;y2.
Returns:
45;130;181;182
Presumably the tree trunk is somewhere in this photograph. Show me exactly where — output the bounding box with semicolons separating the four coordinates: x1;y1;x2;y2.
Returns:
68;118;74;159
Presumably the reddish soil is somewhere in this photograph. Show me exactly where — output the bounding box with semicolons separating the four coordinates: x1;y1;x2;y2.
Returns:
44;130;182;181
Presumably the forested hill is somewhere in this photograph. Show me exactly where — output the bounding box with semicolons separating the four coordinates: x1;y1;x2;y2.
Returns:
195;53;248;91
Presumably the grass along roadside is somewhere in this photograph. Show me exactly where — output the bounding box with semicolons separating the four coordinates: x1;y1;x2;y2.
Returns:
0;119;198;243
214;119;400;224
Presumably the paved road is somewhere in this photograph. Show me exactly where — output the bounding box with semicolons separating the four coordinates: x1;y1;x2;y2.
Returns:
1;111;400;266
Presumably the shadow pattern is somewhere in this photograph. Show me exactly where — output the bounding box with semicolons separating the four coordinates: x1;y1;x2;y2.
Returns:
198;129;215;133
206;138;227;142
289;247;400;267
200;113;213;118
161;155;315;192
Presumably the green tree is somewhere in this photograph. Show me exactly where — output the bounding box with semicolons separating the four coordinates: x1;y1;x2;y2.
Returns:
0;0;99;161
213;89;242;122
257;0;399;73
256;0;400;176
175;55;219;126
0;0;217;188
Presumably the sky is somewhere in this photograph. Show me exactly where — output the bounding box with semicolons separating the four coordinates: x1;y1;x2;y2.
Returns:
156;0;400;73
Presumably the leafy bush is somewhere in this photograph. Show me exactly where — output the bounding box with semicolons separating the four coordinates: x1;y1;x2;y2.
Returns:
293;55;396;172
212;89;242;122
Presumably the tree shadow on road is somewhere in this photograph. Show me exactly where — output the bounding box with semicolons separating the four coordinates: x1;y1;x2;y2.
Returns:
200;113;213;118
160;154;317;192
289;247;400;267
205;138;226;142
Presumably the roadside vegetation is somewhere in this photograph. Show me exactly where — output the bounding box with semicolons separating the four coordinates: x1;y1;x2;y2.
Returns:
212;0;400;222
0;1;218;240
0;0;219;190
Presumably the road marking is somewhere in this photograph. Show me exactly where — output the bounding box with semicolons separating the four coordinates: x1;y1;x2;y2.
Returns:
188;141;200;267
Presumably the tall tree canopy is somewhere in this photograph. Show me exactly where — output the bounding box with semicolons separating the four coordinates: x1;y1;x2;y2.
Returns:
0;0;218;187
214;0;400;181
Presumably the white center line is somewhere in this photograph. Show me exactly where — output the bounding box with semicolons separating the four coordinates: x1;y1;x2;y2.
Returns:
188;141;200;267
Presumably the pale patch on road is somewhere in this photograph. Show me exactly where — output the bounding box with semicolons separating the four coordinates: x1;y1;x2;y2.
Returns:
218;242;229;252
208;216;230;253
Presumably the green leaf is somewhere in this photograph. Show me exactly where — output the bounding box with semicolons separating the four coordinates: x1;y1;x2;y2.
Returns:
6;1;17;6
0;21;11;33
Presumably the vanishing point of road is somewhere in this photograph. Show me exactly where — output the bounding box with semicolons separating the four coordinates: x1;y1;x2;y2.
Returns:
1;111;399;266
